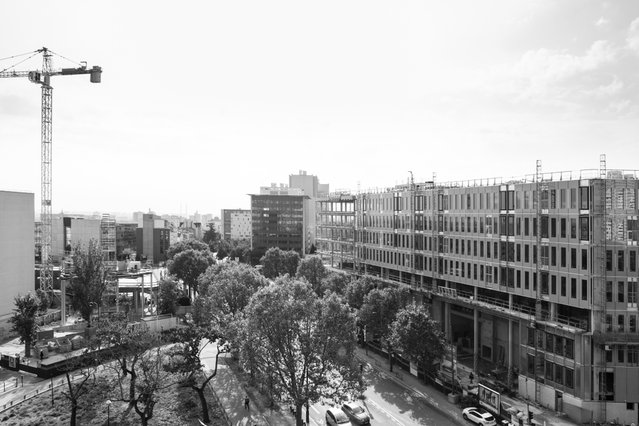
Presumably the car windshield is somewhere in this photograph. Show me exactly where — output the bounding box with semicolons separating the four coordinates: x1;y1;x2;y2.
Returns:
349;405;365;414
484;415;495;421
334;410;349;422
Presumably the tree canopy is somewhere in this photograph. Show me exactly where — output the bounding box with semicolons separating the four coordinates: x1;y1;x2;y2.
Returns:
242;277;362;426
344;276;378;310
259;247;300;278
389;303;446;374
202;223;220;251
166;239;210;260
69;239;109;327
296;255;327;294
9;292;41;357
167;248;215;297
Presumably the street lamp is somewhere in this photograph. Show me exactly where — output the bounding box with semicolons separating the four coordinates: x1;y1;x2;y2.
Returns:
106;399;111;425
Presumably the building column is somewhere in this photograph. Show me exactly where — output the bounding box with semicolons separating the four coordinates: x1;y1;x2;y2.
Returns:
550;301;557;321
473;307;479;376
508;294;513;386
445;301;452;341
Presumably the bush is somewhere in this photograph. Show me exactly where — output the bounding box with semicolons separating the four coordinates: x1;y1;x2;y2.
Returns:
177;295;191;306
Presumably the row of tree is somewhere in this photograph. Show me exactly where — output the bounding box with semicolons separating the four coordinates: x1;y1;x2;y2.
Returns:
10;239;447;426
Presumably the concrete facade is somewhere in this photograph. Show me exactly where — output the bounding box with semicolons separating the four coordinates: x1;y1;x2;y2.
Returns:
0;191;35;319
317;170;639;425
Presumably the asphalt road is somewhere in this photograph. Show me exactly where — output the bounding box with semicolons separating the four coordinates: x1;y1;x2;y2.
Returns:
304;365;457;426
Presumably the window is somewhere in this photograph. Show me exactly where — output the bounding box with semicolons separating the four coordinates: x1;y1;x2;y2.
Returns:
516;217;521;235
525;271;530;290
551;246;556;266
619;281;625;303
565;338;574;359
582;279;588;301
551;218;556;237
560;218;566;238
517;244;521;262
629;281;637;304
631;315;637;333
550;190;556;209
606;281;613;302
571;248;577;269
561;247;566;267
619;347;625;363
524;218;529;236
565;368;574;389
582;249;588;270
580;216;589;241
561;276;566;297
618;250;625;272
525;245;529;262
570;218;577;239
606;250;613;271
580;186;589;210
619;315;625;332
560;189;566;209
570;188;577;209
631;250;637;272
551;275;557;295
571;278;577;298
629;347;639;365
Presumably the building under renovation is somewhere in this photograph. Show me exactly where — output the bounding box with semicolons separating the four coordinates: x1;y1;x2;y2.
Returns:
317;160;639;425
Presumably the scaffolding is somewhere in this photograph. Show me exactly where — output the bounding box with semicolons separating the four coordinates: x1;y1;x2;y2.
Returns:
100;214;117;270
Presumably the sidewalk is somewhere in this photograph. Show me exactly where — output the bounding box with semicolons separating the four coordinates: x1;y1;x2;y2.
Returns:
205;351;296;426
356;346;579;426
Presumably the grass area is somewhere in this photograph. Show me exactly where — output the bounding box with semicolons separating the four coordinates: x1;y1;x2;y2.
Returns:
0;369;227;425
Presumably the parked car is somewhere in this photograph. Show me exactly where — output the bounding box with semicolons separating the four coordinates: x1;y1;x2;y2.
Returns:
341;402;371;425
325;407;350;426
462;406;497;426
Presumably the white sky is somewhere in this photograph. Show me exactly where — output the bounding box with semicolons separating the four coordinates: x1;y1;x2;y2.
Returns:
1;0;638;218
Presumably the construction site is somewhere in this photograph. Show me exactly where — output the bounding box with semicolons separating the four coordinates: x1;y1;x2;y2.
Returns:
317;157;639;425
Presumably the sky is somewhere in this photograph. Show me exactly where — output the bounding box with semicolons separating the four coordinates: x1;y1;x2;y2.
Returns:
1;1;638;219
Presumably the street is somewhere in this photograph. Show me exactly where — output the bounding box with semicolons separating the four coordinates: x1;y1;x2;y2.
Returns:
304;364;457;426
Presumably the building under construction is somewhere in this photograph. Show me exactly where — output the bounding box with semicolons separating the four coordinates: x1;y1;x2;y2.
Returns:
317;159;639;425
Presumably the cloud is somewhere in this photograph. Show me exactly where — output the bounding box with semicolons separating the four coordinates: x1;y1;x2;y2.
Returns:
627;17;639;53
595;16;609;28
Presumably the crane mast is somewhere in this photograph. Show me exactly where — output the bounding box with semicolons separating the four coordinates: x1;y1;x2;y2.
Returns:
0;47;101;292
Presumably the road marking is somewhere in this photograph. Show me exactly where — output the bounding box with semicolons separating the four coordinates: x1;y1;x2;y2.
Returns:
311;405;320;414
368;398;405;426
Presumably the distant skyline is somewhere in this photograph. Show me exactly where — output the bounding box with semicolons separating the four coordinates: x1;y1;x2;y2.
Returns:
1;1;638;217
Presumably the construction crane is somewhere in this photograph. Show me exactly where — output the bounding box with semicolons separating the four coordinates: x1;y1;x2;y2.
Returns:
0;47;101;293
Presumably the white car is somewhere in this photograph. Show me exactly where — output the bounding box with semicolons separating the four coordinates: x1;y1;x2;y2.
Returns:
462;407;497;426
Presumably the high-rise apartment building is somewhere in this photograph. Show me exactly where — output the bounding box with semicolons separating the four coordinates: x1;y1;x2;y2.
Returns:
289;170;329;249
250;193;307;262
221;209;251;241
317;167;639;425
135;213;170;265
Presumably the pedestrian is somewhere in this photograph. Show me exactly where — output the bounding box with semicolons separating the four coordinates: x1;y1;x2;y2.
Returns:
469;371;474;384
244;394;250;410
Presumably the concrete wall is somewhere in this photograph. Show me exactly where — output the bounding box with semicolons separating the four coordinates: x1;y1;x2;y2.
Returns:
0;191;34;317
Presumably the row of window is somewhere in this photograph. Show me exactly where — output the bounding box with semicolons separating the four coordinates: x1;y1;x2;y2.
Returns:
605;281;639;304
605;345;639;364
364;248;591;301
527;330;575;359
605;313;639;333
527;354;574;389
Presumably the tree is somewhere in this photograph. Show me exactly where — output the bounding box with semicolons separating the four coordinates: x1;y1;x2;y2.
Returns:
344;276;378;310
216;239;252;263
358;286;410;372
69;239;109;327
167;248;215;298
166;239;210;260
243;277;362;426
296;256;327;295
61;351;97;426
319;272;349;296
389;303;446;380
165;316;226;424
197;261;267;317
202;223;220;251
133;346;175;426
158;276;181;315
93;313;158;406
259;247;300;278
9;293;40;357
